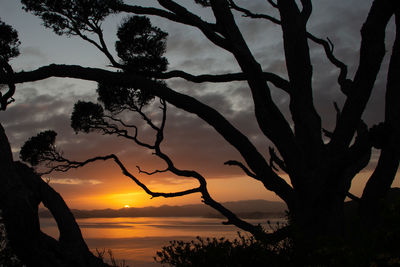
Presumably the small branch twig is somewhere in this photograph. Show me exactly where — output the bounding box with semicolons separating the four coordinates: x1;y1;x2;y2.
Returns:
228;0;281;24
224;160;259;180
136;165;168;176
269;147;287;173
227;1;350;95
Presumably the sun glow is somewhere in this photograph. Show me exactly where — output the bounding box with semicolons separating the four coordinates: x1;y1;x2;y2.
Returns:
123;204;130;208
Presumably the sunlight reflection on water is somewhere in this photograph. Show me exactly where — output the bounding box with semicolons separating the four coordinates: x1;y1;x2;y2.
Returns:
40;217;285;267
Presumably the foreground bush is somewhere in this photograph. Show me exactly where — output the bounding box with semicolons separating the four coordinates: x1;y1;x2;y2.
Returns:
155;233;292;267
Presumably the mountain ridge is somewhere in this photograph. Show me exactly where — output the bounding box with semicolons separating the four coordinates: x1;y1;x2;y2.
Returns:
39;199;287;219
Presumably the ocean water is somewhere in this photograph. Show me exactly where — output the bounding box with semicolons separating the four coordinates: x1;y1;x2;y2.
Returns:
40;217;285;267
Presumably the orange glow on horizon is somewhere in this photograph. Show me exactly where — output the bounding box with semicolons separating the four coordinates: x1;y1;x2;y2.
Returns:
52;171;400;210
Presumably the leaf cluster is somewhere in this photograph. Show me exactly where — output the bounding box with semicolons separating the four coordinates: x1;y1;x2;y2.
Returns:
97;82;154;113
116;16;168;73
70;101;105;133
21;0;121;36
71;82;157;135
0;19;20;61
19;130;57;166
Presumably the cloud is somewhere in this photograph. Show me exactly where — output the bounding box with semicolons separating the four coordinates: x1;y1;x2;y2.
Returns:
21;46;48;60
48;178;103;185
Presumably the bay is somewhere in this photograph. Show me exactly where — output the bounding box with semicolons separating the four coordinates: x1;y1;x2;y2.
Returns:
40;217;285;267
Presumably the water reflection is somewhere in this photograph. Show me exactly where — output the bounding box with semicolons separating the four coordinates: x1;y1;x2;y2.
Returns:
40;217;285;266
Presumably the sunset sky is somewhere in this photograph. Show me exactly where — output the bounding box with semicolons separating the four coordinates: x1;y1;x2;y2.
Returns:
0;0;399;210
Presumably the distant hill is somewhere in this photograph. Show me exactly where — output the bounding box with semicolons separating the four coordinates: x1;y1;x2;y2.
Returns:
39;199;287;219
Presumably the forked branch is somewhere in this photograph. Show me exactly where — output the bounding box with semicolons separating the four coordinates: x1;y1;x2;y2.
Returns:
228;0;350;95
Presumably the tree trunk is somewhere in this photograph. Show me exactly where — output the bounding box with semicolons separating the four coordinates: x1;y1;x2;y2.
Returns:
0;123;109;267
292;186;345;239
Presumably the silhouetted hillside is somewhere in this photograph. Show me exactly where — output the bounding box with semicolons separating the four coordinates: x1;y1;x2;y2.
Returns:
39;199;287;219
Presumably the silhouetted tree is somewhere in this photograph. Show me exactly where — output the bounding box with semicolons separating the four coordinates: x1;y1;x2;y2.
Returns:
1;0;400;264
0;19;110;266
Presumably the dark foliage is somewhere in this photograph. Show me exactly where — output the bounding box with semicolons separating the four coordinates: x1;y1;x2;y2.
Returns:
0;218;23;267
97;82;154;113
155;234;292;267
156;194;400;266
21;0;121;36
156;221;400;267
71;100;105;133
0;19;20;61
19;130;57;166
116;15;168;73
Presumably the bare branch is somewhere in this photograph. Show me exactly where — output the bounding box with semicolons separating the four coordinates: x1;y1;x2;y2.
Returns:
114;1;230;50
134;105;160;132
300;0;312;22
136;165;168;176
91;25;122;68
307;33;351;95
224;160;259;180
45;152;202;198
103;115;137;128
269;147;287;173
228;0;281;24
208;0;302;179
330;0;396;152
101;121;156;150
226;1;350;97
113;3;193;26
154;70;291;93
49;7;121;68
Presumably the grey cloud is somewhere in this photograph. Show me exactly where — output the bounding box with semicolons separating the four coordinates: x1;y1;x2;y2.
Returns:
21;46;48;60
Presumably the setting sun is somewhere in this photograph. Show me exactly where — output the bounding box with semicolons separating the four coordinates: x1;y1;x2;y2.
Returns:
123;205;130;208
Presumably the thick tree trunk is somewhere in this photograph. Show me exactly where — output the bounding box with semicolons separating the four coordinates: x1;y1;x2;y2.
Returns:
292;185;346;239
0;124;109;267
